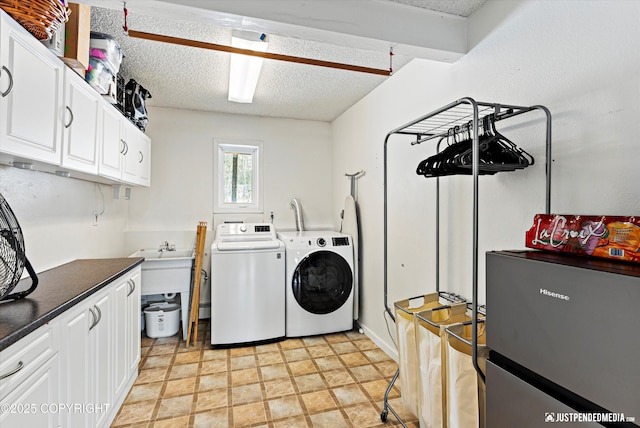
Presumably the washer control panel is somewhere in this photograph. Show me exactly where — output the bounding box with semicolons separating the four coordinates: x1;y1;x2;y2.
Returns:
277;233;351;249
215;223;276;239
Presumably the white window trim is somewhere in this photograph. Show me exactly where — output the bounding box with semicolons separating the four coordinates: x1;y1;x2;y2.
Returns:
213;139;264;214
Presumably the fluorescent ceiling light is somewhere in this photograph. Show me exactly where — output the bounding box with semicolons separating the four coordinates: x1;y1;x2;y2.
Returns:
228;30;268;103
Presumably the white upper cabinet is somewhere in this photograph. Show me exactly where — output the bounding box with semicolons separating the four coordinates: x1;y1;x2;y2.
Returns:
61;68;101;174
98;102;124;180
99;105;151;187
0;10;151;187
0;10;64;164
122;119;151;187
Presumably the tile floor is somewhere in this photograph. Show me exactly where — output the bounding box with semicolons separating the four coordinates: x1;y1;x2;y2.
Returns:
111;323;418;427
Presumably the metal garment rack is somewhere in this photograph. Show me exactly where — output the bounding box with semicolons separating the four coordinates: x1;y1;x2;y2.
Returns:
381;97;552;426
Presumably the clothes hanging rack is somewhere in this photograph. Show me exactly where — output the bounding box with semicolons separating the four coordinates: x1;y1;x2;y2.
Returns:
381;97;552;426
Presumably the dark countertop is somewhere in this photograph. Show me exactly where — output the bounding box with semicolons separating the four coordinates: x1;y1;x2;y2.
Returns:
0;258;144;352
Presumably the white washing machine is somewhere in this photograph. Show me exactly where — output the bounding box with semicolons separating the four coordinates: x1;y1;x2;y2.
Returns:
211;223;285;346
277;231;354;337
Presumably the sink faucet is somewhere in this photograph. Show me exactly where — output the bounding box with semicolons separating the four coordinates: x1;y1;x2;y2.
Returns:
159;241;176;252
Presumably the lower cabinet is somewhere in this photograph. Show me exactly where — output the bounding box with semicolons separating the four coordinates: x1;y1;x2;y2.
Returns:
0;323;61;428
0;266;142;428
60;286;113;428
113;270;141;405
60;267;141;428
0;355;61;427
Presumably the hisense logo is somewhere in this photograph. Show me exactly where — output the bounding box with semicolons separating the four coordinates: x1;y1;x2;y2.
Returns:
540;288;570;301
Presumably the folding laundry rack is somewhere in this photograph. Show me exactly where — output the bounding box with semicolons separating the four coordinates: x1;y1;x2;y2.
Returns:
381;97;552;426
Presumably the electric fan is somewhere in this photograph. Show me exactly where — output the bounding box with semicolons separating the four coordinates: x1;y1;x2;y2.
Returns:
0;193;38;301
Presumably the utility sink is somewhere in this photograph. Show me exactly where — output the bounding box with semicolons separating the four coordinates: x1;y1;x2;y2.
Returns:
130;249;195;260
129;248;195;340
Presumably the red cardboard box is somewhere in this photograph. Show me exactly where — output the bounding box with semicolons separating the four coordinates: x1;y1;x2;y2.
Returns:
525;214;640;262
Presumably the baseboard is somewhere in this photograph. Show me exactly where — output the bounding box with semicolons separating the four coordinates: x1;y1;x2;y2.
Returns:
355;321;398;363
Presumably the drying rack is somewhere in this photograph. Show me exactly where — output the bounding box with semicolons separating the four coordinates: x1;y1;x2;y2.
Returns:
381;97;552;426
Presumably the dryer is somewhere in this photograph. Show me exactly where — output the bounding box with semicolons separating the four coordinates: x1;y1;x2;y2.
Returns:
277;231;354;337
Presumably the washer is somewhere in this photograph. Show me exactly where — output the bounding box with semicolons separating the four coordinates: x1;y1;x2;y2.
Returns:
277;231;354;337
211;223;285;346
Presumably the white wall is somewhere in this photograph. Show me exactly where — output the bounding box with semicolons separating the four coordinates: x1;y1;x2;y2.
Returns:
129;107;334;244
332;0;640;357
127;107;334;313
0;166;129;273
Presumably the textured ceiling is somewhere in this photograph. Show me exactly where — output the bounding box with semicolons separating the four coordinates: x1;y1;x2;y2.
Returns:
386;0;487;17
87;1;487;122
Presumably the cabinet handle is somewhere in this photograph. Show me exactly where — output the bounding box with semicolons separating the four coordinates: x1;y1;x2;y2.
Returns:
121;141;129;155
1;66;13;97
127;279;135;297
94;304;102;326
0;361;23;380
89;308;98;331
138;151;143;164
89;305;102;330
64;106;74;128
88;307;98;330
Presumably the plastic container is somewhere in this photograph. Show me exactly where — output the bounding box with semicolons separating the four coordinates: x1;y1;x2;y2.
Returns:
144;302;181;338
89;32;124;74
41;22;64;56
85;57;114;94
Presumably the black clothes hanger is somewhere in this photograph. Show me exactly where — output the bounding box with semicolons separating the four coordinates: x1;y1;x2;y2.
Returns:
416;115;534;178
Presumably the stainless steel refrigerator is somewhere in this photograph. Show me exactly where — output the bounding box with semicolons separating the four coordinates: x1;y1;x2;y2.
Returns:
486;250;640;427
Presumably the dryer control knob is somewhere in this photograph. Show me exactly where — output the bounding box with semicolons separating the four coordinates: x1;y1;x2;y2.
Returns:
240;225;247;232
317;238;326;247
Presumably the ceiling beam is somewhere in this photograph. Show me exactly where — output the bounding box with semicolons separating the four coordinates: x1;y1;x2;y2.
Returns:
79;0;468;62
128;29;392;75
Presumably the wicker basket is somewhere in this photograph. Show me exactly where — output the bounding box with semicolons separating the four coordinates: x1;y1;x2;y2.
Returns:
0;0;70;40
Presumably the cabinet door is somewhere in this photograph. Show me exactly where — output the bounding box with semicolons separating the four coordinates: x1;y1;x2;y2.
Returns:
61;289;112;428
0;322;58;402
61;304;92;428
122;119;151;186
92;292;112;428
136;135;151;187
98;104;124;180
0;354;60;428
127;271;142;374
61;68;100;174
114;270;142;402
113;279;129;399
0;10;64;164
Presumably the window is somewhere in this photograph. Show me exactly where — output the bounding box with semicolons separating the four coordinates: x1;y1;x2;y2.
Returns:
214;139;263;213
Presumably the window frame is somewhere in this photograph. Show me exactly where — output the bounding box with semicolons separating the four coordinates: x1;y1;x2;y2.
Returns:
213;139;264;214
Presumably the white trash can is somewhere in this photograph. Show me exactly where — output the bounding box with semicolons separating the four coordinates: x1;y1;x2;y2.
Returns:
144;302;181;338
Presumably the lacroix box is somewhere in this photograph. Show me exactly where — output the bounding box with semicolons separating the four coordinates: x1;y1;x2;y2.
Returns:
525;214;640;262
